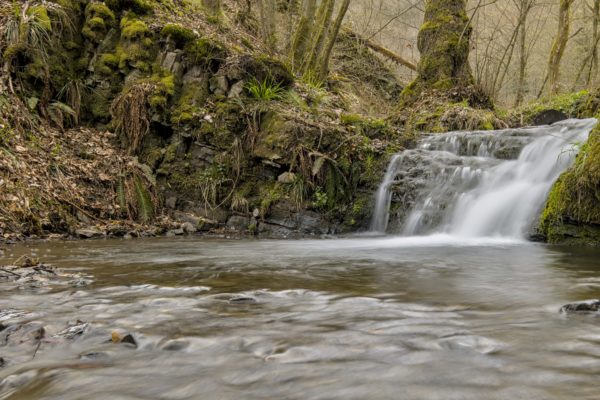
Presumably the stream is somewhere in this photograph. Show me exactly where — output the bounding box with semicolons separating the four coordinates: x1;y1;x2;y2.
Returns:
1;237;600;399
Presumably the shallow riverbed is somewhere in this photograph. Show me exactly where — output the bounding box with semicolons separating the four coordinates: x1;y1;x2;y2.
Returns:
1;236;600;399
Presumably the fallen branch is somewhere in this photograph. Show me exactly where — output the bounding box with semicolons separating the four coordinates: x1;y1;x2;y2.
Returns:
344;30;417;71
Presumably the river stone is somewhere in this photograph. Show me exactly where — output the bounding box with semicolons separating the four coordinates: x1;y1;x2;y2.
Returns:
560;300;600;314
75;228;105;239
229;296;257;304
181;222;196;233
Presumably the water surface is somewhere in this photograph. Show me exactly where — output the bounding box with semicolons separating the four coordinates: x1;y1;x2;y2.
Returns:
1;237;600;399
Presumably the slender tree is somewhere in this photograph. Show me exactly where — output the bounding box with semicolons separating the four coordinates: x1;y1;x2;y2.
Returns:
515;0;536;106
546;0;576;94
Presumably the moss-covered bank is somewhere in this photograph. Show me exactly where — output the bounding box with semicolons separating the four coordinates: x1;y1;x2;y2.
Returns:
0;0;408;240
536;89;600;245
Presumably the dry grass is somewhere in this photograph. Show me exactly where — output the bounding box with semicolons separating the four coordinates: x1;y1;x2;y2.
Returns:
110;82;155;154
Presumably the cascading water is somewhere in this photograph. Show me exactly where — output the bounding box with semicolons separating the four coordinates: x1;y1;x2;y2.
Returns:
371;118;597;238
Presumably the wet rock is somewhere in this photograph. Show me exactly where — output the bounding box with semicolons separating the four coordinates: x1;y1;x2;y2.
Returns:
298;211;331;235
107;224;128;237
75;228;105;239
532;109;568;126
54;320;90;340
0;260;92;289
166;228;184;237
226;215;249;231
229;296;257;304
560;300;600;314
181;222;196;234
111;332;137;347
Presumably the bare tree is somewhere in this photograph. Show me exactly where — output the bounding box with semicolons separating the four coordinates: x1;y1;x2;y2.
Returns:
546;0;576;94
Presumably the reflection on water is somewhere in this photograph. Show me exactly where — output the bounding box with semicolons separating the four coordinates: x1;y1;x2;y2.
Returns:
1;236;600;399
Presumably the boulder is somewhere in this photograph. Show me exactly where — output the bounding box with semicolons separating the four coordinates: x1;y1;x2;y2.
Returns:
226;215;249;231
532;109;568;126
75;228;105;239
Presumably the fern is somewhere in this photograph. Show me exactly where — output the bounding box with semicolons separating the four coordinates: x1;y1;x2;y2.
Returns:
133;176;154;223
116;176;126;211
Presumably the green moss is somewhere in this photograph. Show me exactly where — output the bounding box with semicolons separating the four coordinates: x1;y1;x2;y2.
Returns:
106;0;153;14
85;2;116;21
28;6;52;31
184;38;224;65
97;52;119;74
259;182;284;216
514;90;589;124
121;17;150;40
160;24;196;47
148;70;175;108
539;124;600;244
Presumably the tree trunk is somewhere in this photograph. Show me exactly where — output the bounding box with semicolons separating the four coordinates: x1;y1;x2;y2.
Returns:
318;0;351;80
258;0;277;48
515;0;534;106
587;0;600;86
290;0;317;70
202;0;221;18
401;0;475;101
547;0;575;94
302;0;335;73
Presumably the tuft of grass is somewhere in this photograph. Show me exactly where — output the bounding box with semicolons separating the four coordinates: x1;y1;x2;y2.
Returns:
245;77;285;101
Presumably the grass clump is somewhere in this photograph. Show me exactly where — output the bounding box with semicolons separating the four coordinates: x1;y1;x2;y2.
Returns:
246;77;285;101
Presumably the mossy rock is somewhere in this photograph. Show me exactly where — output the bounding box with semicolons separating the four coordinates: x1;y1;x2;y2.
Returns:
228;55;294;88
105;0;153;14
539;122;600;245
161;24;196;48
184;38;228;72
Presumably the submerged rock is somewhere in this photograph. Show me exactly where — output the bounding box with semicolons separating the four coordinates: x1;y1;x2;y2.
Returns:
0;258;92;289
560;300;600;314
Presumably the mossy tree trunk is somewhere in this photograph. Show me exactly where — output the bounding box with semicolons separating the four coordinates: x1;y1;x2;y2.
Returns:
290;0;317;70
409;0;473;92
547;0;575;94
258;0;277;48
317;0;350;80
301;0;335;74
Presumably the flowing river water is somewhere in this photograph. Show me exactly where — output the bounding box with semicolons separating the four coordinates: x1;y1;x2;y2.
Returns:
1;238;600;399
2;119;600;399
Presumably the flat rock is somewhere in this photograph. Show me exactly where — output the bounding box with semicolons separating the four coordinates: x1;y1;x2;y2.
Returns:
75;228;105;239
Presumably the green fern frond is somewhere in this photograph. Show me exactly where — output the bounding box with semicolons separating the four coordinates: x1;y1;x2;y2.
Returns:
134;176;154;223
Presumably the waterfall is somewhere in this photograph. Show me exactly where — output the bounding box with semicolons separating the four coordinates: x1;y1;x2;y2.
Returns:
371;119;597;238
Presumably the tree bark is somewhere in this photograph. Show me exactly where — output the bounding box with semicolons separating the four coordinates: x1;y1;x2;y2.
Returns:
258;0;277;47
587;0;600;86
290;0;317;70
401;0;476;102
515;0;535;106
547;0;575;94
318;0;351;79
